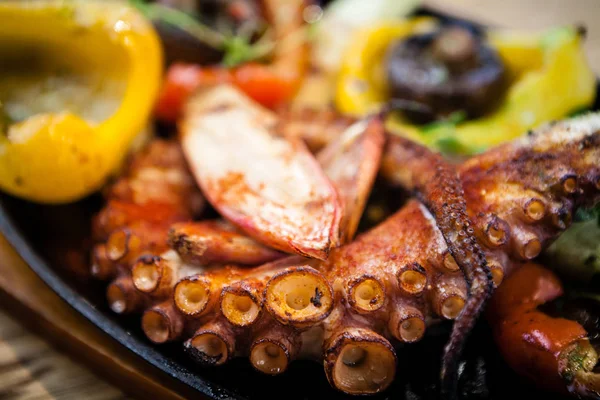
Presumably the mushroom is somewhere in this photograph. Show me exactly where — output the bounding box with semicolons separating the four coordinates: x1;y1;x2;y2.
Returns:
387;24;506;122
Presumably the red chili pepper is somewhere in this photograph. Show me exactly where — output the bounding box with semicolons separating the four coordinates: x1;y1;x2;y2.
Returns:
487;263;598;396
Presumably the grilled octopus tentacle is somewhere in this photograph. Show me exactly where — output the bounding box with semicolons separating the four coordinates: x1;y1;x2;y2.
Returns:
167;220;285;265
460;115;600;274
89;93;600;398
382;135;493;395
93;140;204;314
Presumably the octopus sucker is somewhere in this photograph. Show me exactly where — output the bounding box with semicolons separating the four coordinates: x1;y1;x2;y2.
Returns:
107;274;147;314
250;321;300;375
139;251;206;300
173;275;215;317
487;260;505;288
441;250;461;271
324;327;397;395
431;273;468;320
389;304;426;343
250;340;292;375
142;300;184;344
480;214;510;247
89;83;600;397
461;115;600;268
346;274;386;313
131;254;172;297
105;228;136;262
220;282;263;327
510;226;542;260
96;139;203;320
104;223;169;266
397;262;428;295
560;174;579;194
91;244;114;280
551;205;574;230
185;318;235;366
264;264;334;327
521;197;546;222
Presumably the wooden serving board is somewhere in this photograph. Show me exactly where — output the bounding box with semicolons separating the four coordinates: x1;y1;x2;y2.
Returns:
0;234;200;400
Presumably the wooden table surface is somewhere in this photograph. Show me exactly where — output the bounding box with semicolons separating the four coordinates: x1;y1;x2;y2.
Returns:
1;1;599;399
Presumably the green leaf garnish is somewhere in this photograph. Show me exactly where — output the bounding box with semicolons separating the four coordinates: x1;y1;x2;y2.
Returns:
221;36;254;67
420;120;449;135
129;0;224;48
447;110;467;125
420;110;467;134
575;204;600;227
435;137;465;155
129;0;274;67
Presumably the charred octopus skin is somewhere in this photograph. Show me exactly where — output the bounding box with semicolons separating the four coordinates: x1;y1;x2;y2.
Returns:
90;83;600;397
387;24;506;122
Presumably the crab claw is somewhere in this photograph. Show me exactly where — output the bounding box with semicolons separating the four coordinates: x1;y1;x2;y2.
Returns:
180;85;341;260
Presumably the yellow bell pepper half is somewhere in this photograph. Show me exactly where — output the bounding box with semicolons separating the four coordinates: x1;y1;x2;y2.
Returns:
0;1;162;203
335;22;596;155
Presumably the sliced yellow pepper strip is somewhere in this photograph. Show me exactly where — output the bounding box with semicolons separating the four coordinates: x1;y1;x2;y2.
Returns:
0;1;162;203
336;23;596;155
445;27;596;151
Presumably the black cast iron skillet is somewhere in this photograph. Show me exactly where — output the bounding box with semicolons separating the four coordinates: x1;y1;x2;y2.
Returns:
0;6;595;400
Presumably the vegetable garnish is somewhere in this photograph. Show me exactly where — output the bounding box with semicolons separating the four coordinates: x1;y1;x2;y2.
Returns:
543;205;600;285
129;0;277;68
155;62;302;122
0;1;162;203
575;204;600;226
153;0;310;122
337;22;595;155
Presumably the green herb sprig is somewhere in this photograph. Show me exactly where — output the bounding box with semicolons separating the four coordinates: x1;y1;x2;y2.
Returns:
416;110;484;155
420;110;467;134
129;0;274;67
575;204;600;227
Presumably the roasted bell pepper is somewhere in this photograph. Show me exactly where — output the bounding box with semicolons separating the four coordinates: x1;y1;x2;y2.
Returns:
155;61;302;122
487;263;600;397
335;22;596;155
0;1;162;203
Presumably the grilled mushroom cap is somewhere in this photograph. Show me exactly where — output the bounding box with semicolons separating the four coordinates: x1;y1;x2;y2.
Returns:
387;25;506;123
